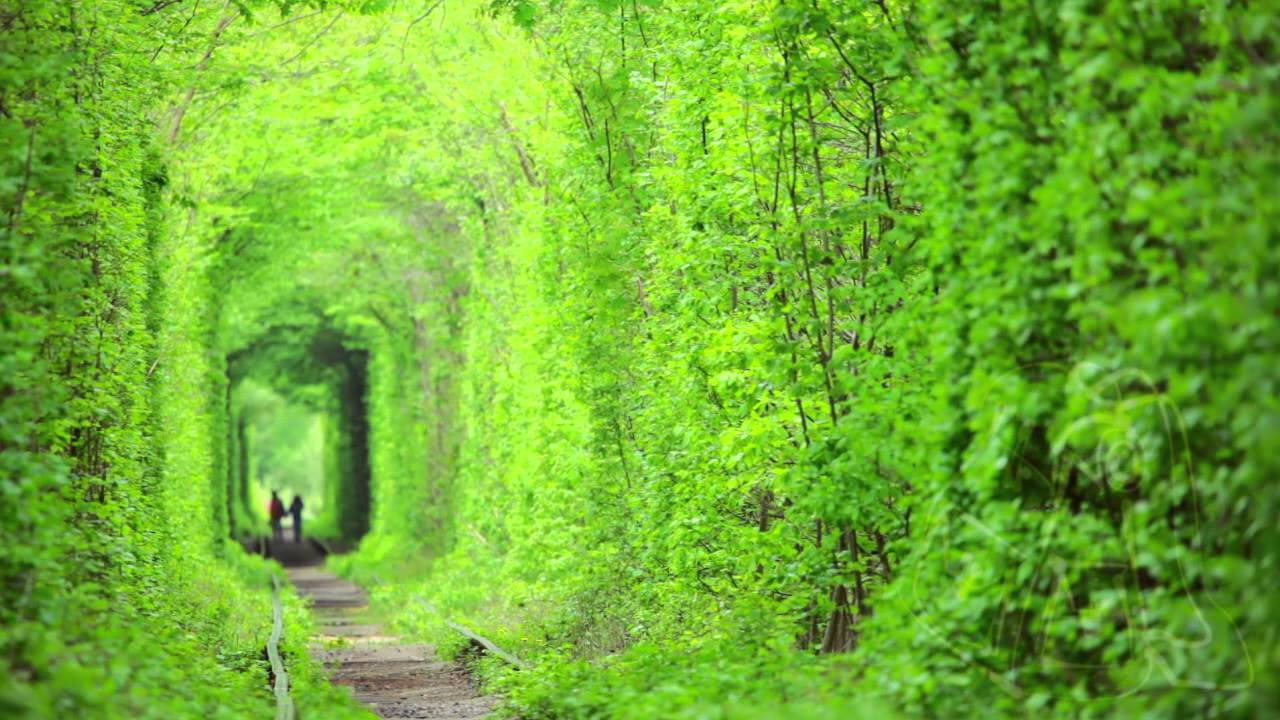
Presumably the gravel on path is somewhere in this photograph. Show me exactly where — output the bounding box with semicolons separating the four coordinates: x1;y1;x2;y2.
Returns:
280;544;493;720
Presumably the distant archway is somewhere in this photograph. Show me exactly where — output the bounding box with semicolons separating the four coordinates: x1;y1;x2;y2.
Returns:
225;317;371;545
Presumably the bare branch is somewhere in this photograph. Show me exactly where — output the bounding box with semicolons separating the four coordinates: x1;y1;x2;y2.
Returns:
281;11;344;66
139;0;187;16
400;0;445;60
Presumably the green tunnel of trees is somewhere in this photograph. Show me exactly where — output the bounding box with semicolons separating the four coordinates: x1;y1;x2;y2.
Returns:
1;0;1277;719
225;316;372;543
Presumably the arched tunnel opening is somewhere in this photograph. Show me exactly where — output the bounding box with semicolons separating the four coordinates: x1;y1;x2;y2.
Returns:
224;316;372;549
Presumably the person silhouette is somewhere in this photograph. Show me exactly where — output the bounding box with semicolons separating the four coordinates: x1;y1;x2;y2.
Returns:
289;494;305;543
268;490;285;542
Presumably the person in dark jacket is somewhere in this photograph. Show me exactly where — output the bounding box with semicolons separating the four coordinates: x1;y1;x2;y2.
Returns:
289;494;305;543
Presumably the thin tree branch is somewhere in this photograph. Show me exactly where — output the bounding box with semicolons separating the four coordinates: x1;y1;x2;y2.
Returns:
282;10;344;66
400;0;445;60
139;0;187;16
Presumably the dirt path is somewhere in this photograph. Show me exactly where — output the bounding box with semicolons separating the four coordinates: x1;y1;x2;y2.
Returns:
276;540;493;719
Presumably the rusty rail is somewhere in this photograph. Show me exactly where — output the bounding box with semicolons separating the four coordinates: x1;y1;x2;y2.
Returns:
268;575;298;720
412;595;529;669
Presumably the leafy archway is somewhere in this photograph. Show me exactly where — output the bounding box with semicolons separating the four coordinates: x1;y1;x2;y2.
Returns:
226;310;371;544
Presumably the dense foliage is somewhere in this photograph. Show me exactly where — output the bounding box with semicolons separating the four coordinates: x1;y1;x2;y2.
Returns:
2;0;1276;718
0;1;371;716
